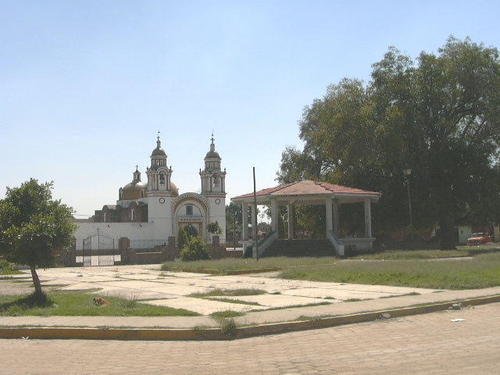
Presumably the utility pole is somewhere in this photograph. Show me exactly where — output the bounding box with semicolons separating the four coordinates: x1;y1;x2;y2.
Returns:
403;169;413;227
233;211;237;251
253;166;258;261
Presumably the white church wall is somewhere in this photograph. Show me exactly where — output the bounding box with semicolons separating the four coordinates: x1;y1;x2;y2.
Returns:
207;197;226;243
143;196;174;238
75;222;166;250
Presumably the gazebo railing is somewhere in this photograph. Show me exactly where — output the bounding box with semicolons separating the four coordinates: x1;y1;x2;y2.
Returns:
244;231;278;258
327;230;345;257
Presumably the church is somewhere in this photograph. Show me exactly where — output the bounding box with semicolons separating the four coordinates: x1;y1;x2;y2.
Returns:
74;135;227;251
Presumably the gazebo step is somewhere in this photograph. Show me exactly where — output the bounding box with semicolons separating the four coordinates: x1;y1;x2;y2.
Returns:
263;239;335;257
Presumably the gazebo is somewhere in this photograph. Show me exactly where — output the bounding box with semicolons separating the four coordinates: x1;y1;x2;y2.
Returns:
231;180;381;256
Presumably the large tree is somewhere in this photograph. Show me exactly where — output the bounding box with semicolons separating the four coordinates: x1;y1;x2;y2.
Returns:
225;202;242;244
279;38;500;249
0;179;75;301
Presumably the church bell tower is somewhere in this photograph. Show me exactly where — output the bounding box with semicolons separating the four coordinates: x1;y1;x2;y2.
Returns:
200;135;226;196
146;135;174;197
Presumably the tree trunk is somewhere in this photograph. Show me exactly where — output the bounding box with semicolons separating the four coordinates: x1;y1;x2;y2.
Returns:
439;215;456;250
30;265;44;301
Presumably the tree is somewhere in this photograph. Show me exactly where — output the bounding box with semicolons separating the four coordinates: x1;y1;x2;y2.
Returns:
278;37;500;249
180;237;210;261
207;221;222;235
0;179;75;301
225;202;242;243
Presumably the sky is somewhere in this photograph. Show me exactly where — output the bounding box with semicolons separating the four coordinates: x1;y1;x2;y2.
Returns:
1;0;499;218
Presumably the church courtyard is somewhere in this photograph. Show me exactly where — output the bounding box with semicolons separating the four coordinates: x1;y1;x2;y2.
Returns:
0;262;465;316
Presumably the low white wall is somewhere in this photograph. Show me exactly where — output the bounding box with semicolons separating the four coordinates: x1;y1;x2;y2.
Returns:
75;222;166;250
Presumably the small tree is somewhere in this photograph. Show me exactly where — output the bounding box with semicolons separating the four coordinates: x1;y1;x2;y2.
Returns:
207;221;222;235
177;225;198;249
0;179;75;302
180;237;210;261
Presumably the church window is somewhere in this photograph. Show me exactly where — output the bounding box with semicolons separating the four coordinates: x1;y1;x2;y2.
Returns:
159;174;165;185
131;208;135;221
186;205;193;216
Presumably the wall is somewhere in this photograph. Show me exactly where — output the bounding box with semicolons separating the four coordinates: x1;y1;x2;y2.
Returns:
75;222;163;250
207;196;226;243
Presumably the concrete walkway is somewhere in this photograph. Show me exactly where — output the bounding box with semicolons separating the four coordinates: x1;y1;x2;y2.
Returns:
2;303;499;374
1;285;499;329
1;264;441;315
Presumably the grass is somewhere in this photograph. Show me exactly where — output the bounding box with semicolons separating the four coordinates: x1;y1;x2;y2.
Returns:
161;256;338;275
0;291;199;317
280;252;500;289
189;289;265;306
210;310;244;320
161;247;500;276
351;246;500;260
0;259;20;275
189;288;266;297
207;297;261;306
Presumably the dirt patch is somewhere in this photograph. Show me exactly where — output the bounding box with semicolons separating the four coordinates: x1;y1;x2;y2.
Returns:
0;281;34;296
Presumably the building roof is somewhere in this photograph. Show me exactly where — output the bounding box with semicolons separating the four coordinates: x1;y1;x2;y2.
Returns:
232;180;381;202
151;136;166;157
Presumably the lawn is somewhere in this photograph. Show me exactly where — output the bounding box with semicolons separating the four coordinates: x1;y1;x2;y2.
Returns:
161;248;500;290
161;256;337;275
280;253;500;289
0;291;199;317
351;246;500;260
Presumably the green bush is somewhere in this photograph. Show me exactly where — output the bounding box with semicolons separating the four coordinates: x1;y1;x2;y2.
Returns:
180;237;210;261
0;259;17;275
220;318;237;337
207;221;222;234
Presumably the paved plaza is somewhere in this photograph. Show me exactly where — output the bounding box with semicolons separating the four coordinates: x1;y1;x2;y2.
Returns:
9;265;439;315
1;302;499;374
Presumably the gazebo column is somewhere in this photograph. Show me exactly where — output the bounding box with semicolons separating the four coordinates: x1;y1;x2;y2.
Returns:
270;199;278;232
241;203;248;241
325;199;333;236
333;201;340;235
287;203;294;240
364;198;372;238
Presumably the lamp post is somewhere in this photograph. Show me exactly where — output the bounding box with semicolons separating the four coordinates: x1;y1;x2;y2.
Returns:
253;166;258;261
233;211;238;251
403;168;413;227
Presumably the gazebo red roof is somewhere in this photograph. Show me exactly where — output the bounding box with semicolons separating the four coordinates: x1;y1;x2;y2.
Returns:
232;180;381;200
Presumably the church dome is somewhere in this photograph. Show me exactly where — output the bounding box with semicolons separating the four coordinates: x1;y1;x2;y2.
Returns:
120;167;147;200
121;182;146;200
151;136;166;157
151;147;166;157
205;150;221;159
204;135;221;159
170;181;179;196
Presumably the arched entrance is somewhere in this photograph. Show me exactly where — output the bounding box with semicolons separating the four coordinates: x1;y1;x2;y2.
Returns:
172;193;209;242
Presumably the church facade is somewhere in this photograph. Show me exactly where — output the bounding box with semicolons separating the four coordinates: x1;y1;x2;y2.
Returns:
74;136;227;251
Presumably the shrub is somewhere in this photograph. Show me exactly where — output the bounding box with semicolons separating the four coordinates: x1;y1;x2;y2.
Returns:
219;318;237;337
0;259;17;275
180;237;210;261
207;221;222;235
177;227;190;250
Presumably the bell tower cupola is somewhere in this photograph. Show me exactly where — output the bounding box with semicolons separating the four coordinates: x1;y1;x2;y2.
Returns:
146;133;175;197
200;134;226;196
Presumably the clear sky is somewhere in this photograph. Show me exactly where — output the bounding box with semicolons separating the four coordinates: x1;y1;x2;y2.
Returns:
1;0;499;217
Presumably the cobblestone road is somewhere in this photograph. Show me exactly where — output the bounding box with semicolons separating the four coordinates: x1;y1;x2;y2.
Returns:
1;303;499;374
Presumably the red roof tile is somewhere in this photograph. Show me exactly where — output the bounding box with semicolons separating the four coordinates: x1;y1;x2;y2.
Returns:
232;180;380;200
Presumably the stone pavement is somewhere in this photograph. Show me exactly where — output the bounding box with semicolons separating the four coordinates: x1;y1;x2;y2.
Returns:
1;302;499;374
1;285;499;329
2;264;440;315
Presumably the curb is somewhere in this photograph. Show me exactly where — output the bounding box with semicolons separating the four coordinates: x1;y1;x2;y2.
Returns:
1;294;499;341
